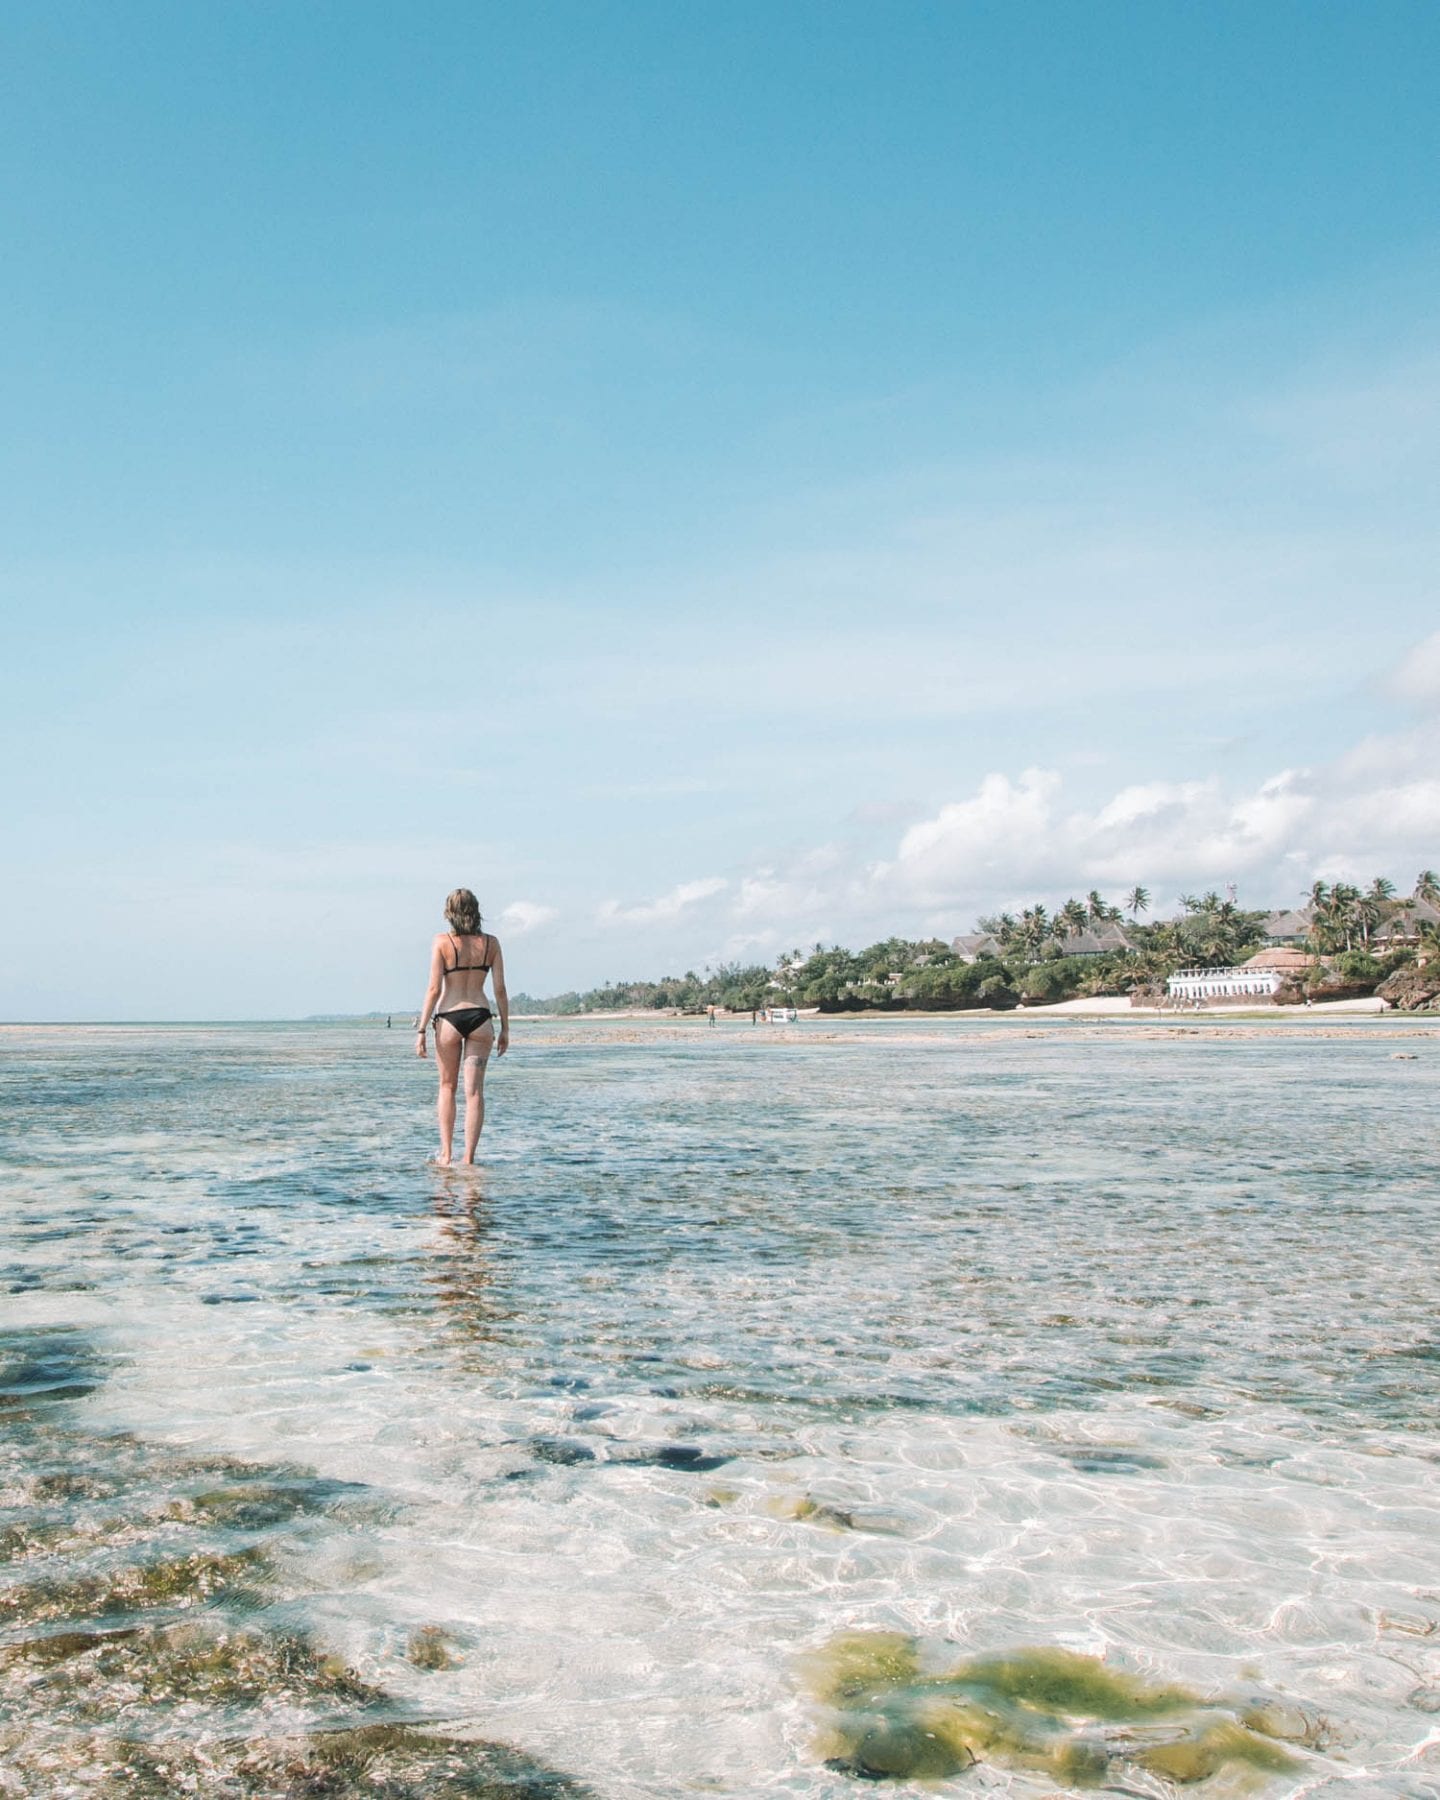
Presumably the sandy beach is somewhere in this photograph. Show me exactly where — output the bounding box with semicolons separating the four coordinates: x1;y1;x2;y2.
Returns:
502;1003;1438;1049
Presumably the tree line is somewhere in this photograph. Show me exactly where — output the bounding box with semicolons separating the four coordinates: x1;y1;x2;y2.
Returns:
511;871;1439;1015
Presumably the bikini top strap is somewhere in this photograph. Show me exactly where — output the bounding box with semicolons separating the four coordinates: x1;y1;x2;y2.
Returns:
447;932;460;973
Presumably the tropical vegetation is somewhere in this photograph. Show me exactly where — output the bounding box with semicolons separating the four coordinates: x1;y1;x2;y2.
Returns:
511;871;1439;1015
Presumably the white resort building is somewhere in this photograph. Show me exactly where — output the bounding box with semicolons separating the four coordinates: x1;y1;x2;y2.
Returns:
1166;966;1283;1002
1165;947;1315;1004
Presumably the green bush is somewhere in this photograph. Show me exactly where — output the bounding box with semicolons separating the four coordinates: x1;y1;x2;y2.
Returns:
1019;962;1077;1003
1333;949;1382;981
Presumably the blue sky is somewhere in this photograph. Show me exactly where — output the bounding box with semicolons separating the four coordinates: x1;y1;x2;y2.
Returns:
3;2;1439;1017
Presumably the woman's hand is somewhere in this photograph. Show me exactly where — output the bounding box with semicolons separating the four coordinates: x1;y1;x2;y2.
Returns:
497;1028;510;1057
415;1030;428;1058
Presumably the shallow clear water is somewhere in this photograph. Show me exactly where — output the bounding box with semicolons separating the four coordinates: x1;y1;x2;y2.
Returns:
2;1019;1439;1796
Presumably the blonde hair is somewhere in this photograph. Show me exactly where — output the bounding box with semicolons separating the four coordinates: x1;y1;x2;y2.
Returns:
444;888;482;935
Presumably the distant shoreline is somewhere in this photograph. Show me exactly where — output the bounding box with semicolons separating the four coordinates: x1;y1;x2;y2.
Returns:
6;999;1434;1034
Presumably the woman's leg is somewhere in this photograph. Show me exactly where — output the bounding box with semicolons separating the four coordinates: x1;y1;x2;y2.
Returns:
434;1021;462;1164
460;1025;494;1163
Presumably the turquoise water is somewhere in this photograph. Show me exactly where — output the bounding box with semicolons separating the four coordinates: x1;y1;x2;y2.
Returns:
2;1019;1438;1796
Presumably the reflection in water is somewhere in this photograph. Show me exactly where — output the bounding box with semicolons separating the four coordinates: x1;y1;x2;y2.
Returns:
426;1176;515;1363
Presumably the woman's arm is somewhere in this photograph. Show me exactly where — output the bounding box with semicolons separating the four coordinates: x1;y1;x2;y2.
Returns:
491;941;510;1055
415;938;445;1058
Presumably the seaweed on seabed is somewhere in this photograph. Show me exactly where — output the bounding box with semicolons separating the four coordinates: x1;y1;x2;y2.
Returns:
0;1723;590;1798
0;1356;590;1799
0;1543;274;1626
0;1617;381;1721
800;1631;1303;1786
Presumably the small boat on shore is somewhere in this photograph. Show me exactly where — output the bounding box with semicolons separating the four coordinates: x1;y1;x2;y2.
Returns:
765;1005;798;1023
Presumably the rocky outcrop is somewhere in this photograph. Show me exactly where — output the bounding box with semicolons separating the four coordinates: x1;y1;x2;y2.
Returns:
1378;963;1440;1012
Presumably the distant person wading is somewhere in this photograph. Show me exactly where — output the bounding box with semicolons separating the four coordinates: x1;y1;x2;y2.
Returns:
416;888;510;1165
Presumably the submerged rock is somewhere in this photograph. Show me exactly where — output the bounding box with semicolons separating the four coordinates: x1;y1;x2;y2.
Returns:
1240;1698;1335;1747
801;1631;1301;1787
408;1623;462;1670
765;1494;858;1530
175;1473;369;1529
604;1441;730;1471
0;1329;106;1414
530;1437;597;1466
765;1494;914;1535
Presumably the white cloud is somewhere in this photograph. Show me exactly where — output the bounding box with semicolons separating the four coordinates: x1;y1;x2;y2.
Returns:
597;876;727;927
1386;629;1440;710
875;771;1062;905
495;900;558;934
711;722;1440;946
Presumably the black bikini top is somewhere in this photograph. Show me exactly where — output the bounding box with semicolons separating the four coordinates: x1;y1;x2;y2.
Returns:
445;932;494;973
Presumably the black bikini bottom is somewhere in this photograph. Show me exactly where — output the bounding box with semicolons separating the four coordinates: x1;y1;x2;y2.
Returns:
434;1006;493;1039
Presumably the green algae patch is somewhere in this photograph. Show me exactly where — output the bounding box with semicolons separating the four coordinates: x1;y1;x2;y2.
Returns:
799;1630;923;1704
802;1633;1300;1787
1139;1720;1299;1783
954;1646;1196;1720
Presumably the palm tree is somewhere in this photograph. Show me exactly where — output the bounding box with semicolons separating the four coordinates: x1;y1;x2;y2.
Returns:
994;913;1019;949
1368;876;1396;903
1415;870;1440;906
1326;882;1363;951
1356;895;1382;946
1133;918;1185;984
1059;898;1089;938
1018;905;1050;956
1085;890;1108;924
1306;879;1330;917
1125;885;1150;918
1418;920;1440;963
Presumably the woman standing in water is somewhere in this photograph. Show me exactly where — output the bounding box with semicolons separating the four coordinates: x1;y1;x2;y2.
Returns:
416;888;510;1165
